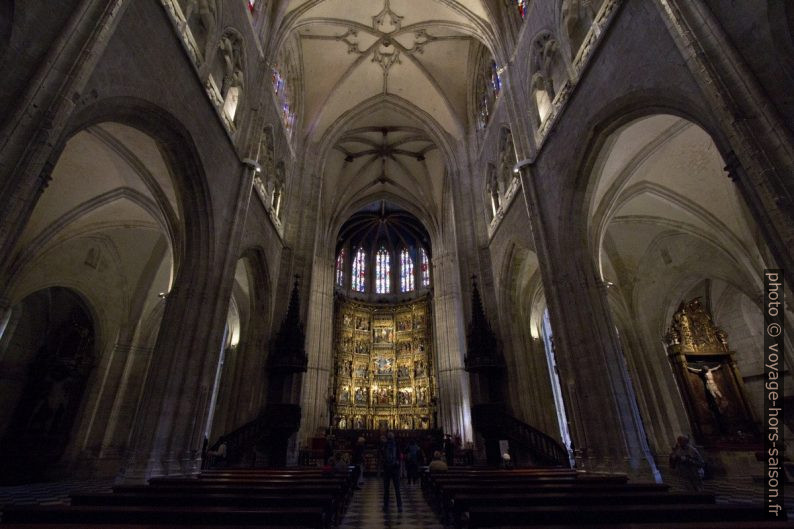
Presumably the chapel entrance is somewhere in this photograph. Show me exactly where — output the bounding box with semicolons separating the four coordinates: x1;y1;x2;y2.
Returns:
0;287;95;484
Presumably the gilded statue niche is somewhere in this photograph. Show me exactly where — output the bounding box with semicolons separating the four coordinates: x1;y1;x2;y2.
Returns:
664;298;758;446
331;296;436;431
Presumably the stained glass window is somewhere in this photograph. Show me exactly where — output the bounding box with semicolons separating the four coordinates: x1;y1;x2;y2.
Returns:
420;247;430;288
490;61;501;97
517;0;529;19
272;65;295;135
352;248;366;292
476;60;500;131
247;0;256;13
336;249;345;287
477;76;489;130
400;248;415;293
375;247;391;294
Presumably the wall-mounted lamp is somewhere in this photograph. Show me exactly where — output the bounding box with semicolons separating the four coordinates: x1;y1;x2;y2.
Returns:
242;158;261;173
513;158;532;174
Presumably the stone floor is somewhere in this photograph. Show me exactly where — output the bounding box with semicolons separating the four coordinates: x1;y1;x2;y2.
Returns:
338;475;443;528
0;478;113;522
664;471;794;509
0;478;113;508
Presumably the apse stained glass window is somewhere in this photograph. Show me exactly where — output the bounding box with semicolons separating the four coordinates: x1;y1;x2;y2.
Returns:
516;0;529;19
490;61;501;97
375;247;391;294
420;248;430;288
352;248;366;292
400;248;415;293
336;249;345;288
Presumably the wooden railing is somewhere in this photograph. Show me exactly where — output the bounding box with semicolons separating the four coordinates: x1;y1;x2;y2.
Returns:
213;403;301;466
471;403;569;467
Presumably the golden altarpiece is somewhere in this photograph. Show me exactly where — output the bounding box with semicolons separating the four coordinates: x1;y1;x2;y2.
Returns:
664;298;758;446
332;296;436;431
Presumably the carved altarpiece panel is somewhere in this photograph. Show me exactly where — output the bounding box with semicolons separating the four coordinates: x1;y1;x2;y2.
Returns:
665;298;758;446
332;296;436;431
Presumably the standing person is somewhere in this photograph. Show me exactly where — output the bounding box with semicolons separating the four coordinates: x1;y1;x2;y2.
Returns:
207;436;228;468
377;434;386;478
443;435;455;467
405;440;422;485
381;431;402;512
324;430;336;463
669;435;705;490
352;436;366;489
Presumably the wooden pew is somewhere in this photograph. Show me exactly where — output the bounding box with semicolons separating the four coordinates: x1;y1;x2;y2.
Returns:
448;491;714;527
71;492;336;510
432;483;671;520
461;504;771;527
1;505;327;527
421;468;789;529
422;469;660;516
2;468;355;528
3;523;792;529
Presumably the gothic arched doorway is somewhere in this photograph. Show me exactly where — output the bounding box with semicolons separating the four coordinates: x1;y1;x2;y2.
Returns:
0;287;95;483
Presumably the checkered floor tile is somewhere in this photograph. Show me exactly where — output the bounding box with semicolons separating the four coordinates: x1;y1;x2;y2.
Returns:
0;478;114;522
338;475;443;528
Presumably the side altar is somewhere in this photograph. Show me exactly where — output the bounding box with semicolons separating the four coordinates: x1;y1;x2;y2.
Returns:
664;298;759;447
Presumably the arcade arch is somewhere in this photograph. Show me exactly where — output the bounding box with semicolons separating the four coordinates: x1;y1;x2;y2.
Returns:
583;113;791;456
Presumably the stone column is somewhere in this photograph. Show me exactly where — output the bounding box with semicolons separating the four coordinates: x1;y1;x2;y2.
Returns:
0;297;12;343
120;159;257;482
95;344;156;468
517;164;660;480
67;339;136;470
432;251;473;444
653;0;794;284
118;278;229;482
298;253;335;444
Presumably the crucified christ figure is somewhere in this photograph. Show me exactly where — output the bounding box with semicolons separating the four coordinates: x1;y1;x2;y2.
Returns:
687;364;725;407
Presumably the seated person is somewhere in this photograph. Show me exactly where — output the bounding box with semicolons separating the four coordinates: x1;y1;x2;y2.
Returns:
428;450;448;473
669;435;705;490
333;452;350;474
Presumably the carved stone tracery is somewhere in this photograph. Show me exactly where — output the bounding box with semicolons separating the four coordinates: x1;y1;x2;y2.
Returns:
497;128;517;194
300;0;469;93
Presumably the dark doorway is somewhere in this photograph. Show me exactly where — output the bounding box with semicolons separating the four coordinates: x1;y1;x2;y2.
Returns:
0;287;95;484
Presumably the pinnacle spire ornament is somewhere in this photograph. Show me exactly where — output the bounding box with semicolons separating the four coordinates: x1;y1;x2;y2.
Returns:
268;276;307;372
465;275;503;372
